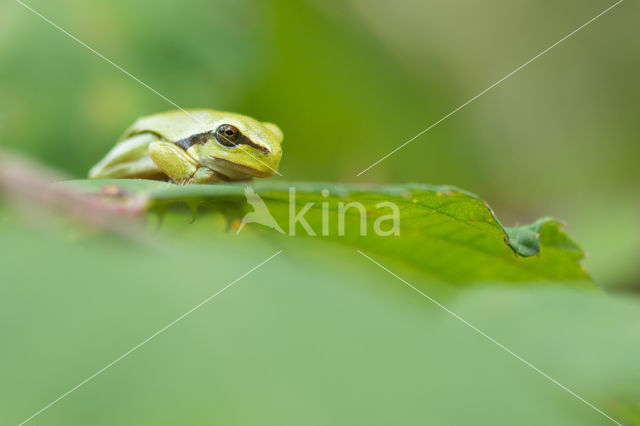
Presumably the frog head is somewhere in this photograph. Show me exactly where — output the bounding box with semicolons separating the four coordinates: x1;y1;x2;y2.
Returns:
184;114;283;180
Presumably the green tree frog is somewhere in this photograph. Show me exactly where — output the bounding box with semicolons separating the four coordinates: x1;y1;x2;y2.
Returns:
89;109;283;184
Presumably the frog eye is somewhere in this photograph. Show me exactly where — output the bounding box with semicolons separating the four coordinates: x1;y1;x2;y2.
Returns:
215;124;240;147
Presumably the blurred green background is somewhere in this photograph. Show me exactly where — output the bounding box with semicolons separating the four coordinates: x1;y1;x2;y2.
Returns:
0;0;638;288
1;0;638;290
1;1;640;425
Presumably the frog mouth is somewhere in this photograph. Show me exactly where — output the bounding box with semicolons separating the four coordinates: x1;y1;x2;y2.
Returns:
206;157;274;179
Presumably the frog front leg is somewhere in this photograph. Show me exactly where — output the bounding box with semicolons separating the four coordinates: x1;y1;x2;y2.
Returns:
148;141;223;184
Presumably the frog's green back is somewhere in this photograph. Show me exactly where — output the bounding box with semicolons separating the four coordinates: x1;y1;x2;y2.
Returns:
92;108;283;182
121;109;266;142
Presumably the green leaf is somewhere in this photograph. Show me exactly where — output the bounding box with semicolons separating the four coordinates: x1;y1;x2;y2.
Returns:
0;216;637;425
3;180;637;425
64;180;591;285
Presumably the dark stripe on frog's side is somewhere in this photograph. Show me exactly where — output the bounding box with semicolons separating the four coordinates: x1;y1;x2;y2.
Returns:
174;130;213;150
174;129;270;154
